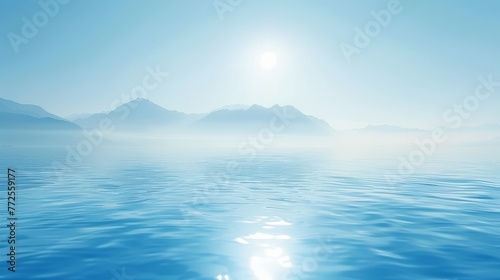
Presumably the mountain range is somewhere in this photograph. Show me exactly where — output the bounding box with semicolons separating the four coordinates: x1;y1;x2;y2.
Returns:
0;98;335;140
73;98;201;132
0;98;80;131
181;104;332;135
1;97;499;146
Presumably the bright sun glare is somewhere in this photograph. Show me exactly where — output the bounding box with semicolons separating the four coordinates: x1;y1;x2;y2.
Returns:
259;52;277;69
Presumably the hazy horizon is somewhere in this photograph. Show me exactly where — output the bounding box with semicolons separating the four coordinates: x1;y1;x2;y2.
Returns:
2;96;500;132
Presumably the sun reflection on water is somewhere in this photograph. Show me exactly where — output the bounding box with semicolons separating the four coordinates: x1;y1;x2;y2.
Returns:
235;216;294;280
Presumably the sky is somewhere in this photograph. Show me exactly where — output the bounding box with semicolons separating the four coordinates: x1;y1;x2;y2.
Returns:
1;0;499;129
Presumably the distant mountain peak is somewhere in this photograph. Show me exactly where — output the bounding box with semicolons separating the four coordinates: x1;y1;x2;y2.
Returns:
0;98;81;137
247;104;267;111
191;103;333;135
74;98;197;131
125;98;159;107
129;97;152;104
0;97;64;120
212;104;249;112
117;98;183;114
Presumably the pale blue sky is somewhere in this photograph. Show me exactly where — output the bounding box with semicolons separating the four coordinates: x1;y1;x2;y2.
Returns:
1;0;499;129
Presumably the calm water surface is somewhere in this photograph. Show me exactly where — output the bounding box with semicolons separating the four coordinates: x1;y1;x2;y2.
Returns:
1;146;499;280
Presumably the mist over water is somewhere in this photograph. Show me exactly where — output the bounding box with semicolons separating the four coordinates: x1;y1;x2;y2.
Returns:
1;142;499;279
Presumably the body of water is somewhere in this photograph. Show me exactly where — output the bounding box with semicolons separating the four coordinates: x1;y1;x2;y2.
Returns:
1;145;499;279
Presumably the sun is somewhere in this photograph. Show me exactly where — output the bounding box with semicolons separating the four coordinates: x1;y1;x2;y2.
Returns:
259;52;277;69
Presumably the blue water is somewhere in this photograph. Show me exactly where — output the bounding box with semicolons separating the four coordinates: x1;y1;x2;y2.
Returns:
1;146;499;279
